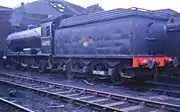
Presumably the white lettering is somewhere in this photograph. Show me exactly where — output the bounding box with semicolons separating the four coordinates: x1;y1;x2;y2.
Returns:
42;40;51;46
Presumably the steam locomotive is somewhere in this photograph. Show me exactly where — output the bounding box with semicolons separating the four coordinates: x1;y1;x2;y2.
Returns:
4;8;176;83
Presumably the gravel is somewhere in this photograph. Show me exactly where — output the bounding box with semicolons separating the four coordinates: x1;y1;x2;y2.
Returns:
0;81;98;112
0;68;180;105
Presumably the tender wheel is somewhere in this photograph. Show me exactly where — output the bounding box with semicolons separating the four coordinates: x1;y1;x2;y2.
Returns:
86;64;96;82
3;60;9;68
38;61;46;73
86;72;96;82
171;68;180;80
110;66;123;84
110;74;122;85
66;62;76;79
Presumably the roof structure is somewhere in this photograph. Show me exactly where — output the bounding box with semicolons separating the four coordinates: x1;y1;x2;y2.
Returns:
86;4;104;13
0;6;13;53
0;6;12;12
51;0;88;15
10;0;88;30
154;9;179;16
14;0;88;17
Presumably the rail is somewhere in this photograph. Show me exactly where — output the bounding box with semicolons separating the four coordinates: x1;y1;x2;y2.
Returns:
0;97;34;112
0;73;179;112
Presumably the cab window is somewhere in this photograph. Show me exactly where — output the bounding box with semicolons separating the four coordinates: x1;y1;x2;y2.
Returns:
46;26;50;36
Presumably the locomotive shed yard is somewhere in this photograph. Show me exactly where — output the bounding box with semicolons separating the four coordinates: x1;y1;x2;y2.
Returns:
0;72;180;112
1;0;180;112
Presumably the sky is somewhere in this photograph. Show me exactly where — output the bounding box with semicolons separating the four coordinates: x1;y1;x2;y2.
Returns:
0;0;180;12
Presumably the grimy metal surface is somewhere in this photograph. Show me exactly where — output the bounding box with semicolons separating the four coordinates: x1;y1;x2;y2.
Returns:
0;73;179;112
7;8;170;58
55;8;168;56
0;97;34;112
6;27;42;52
166;15;180;58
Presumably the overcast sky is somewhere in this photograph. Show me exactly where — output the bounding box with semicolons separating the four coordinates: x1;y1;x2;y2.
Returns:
0;0;180;12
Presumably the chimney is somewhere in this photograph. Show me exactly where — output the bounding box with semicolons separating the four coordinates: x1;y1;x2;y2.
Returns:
21;2;25;6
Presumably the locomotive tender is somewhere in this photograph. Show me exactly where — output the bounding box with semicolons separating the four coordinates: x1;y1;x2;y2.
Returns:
5;8;174;83
166;15;180;70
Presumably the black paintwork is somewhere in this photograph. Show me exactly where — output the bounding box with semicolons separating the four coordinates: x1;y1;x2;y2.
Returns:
54;8;169;56
167;15;180;57
7;8;171;58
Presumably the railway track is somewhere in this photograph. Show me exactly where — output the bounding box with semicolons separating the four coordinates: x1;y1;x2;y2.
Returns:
0;97;34;112
2;69;180;98
0;73;179;112
124;82;180;99
145;80;180;90
138;81;180;97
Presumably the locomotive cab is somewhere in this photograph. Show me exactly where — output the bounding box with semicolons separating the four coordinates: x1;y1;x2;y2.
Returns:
40;16;69;55
40;21;54;55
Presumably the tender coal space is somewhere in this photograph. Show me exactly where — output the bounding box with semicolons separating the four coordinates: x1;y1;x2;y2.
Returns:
0;81;98;112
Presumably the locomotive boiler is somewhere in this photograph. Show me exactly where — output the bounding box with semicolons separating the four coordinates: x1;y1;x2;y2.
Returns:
4;8;174;83
7;26;42;53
